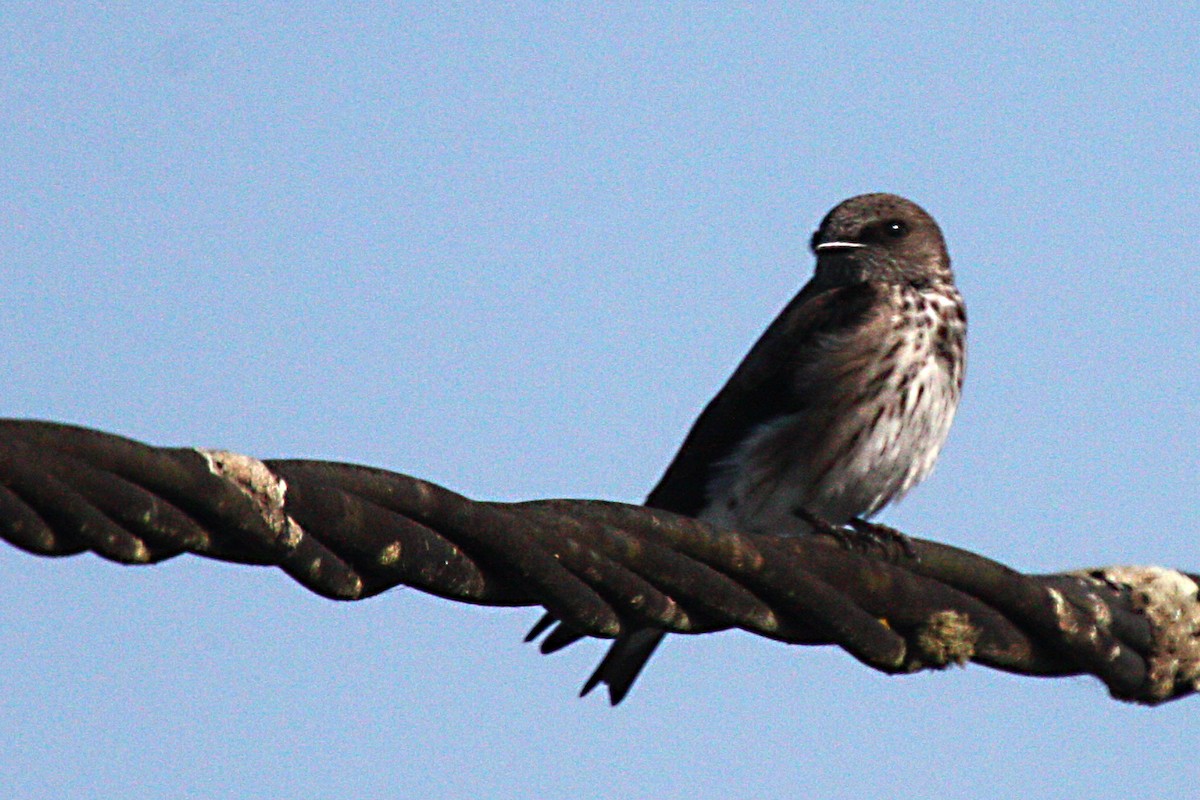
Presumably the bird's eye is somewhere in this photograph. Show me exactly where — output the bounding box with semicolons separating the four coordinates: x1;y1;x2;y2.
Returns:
883;220;909;239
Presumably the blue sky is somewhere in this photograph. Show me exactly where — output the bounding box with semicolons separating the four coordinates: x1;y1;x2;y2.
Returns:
1;5;1198;798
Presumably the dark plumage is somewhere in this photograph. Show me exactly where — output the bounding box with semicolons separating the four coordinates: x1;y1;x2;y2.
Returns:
550;193;967;703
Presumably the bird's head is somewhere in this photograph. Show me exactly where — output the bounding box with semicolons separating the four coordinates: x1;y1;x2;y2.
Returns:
809;193;952;288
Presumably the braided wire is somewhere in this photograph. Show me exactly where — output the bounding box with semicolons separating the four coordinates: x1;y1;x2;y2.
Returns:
0;419;1195;704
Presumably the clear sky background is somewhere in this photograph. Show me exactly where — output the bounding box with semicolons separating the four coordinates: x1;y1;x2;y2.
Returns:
1;5;1198;799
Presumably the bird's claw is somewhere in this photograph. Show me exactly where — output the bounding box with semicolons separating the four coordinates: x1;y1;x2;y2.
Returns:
848;517;918;561
794;508;917;561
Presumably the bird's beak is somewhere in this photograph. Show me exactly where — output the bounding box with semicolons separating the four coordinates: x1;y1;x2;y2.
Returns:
815;241;867;252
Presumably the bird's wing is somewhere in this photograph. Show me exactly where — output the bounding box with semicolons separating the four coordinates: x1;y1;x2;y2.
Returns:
644;279;882;516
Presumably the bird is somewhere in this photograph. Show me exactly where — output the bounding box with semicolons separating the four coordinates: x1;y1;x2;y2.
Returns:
533;192;967;704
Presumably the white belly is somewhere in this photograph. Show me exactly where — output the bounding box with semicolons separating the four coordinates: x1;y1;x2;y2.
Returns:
701;289;963;537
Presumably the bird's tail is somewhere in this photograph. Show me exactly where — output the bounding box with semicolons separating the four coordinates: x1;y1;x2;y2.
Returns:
580;627;665;705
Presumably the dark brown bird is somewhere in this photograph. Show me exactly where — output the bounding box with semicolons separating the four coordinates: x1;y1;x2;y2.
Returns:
538;193;966;704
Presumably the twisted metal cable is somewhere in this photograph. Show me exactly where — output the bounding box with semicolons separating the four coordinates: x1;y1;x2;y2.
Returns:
1;419;1196;704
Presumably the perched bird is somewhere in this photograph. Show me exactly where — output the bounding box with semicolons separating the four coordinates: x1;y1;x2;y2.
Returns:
537;193;967;704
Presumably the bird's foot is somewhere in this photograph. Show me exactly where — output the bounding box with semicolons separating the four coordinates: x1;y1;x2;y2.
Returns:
848;517;918;561
793;508;916;561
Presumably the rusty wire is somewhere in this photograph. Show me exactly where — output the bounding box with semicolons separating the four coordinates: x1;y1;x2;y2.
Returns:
0;418;1196;705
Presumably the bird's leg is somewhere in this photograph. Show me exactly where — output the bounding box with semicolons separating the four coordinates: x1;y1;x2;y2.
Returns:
792;507;860;549
848;517;918;561
793;507;916;561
